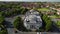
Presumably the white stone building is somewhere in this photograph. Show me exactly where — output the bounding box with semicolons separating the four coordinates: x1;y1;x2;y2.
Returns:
24;9;42;30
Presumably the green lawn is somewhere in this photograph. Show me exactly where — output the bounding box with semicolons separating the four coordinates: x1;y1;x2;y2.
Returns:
49;15;60;18
49;15;57;18
38;8;50;11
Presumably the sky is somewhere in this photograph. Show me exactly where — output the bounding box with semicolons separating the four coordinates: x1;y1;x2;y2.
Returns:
0;0;60;2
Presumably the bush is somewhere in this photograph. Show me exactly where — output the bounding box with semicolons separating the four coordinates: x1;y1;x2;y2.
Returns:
42;14;52;31
13;16;29;31
0;29;8;34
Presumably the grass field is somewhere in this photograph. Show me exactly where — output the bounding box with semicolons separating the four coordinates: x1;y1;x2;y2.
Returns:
49;15;60;18
38;8;50;11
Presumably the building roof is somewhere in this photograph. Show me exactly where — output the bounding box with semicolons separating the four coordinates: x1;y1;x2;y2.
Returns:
24;9;42;29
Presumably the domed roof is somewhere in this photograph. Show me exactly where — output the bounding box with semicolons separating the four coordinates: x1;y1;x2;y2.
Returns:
24;9;42;30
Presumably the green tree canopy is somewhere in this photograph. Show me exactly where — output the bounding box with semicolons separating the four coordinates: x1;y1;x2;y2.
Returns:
42;14;52;31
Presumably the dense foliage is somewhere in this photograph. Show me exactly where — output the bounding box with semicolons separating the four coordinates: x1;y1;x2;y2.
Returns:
42;14;52;31
13;17;30;32
0;12;8;34
0;3;28;17
0;29;8;34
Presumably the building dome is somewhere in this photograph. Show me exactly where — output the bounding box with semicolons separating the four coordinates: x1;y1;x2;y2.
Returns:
24;9;42;30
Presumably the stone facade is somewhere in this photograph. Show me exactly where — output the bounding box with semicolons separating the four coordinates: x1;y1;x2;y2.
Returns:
24;9;42;30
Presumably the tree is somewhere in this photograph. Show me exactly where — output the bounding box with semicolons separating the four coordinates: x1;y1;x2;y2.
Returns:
0;12;5;16
0;29;8;34
21;8;28;14
42;14;52;31
56;21;60;28
13;17;21;29
45;20;52;31
13;16;30;32
0;16;5;25
0;13;7;34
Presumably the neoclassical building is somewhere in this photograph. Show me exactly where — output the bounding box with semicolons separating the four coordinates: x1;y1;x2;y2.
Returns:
24;9;42;30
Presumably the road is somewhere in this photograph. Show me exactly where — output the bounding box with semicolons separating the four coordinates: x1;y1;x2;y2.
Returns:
4;14;23;34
